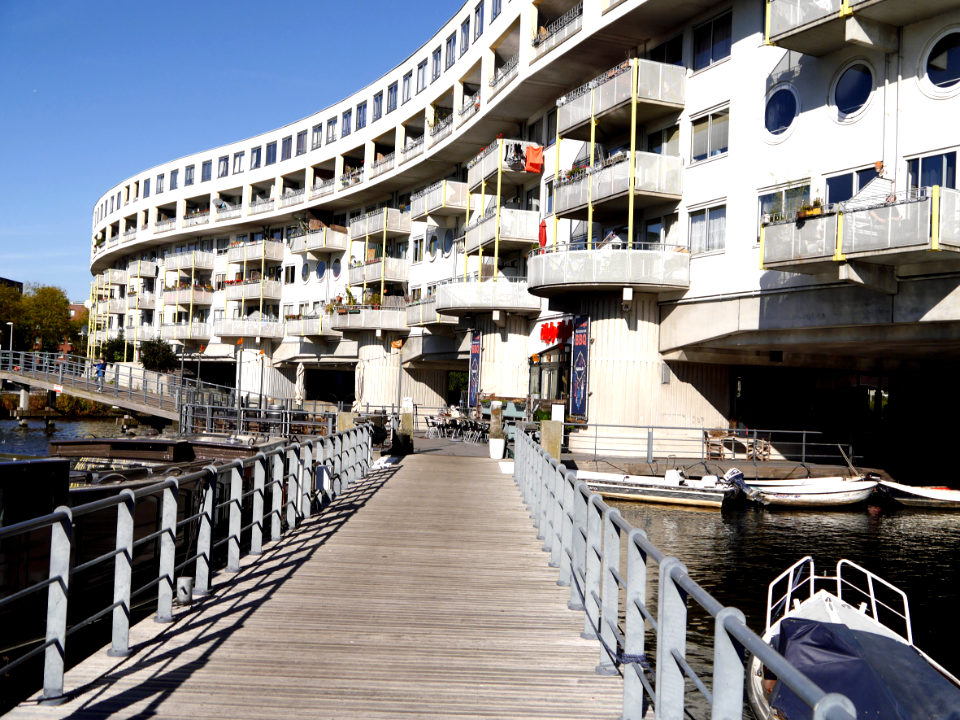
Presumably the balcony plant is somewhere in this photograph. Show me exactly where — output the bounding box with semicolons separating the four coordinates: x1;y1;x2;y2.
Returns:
796;197;824;220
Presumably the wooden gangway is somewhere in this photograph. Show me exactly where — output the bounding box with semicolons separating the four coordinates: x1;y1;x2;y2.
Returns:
8;455;621;719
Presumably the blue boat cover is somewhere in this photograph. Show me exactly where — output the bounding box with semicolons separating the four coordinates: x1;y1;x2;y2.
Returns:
770;618;960;720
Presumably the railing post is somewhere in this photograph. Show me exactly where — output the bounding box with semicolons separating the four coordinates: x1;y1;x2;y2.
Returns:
557;467;573;588
582;496;603;640
655;557;689;720
802;430;807;463
548;459;564;567
597;505;621;675
227;465;242;572
41;507;72;704
271;452;282;541
622;529;650;720
712;608;746;720
287;445;300;529
301;443;313;519
323;437;335;502
570;480;587;611
156;479;178;623
109;489;136;657
646;428;654;463
194;469;216;597
332;434;343;496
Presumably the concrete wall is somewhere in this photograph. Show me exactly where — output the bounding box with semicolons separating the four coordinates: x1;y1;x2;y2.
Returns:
355;332;447;409
477;314;530;398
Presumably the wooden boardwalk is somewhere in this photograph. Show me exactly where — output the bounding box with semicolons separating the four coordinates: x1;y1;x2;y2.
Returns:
9;455;621;719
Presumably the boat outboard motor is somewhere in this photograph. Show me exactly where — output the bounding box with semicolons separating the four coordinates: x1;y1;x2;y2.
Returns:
721;468;758;500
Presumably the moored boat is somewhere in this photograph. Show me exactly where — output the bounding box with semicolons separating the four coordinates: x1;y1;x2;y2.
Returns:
877;479;960;508
572;468;740;508
744;476;877;507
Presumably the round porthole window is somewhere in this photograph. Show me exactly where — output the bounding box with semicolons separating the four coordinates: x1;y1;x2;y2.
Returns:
332;258;341;279
443;229;454;256
429;233;439;261
921;30;960;98
833;63;873;119
316;260;326;280
764;87;797;136
301;263;310;282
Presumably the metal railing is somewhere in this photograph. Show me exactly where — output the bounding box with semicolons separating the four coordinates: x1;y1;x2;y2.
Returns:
339;167;364;190
489;52;520;94
429;115;454;144
155;218;177;233
531;3;583;59
248;198;275;215
513;430;856;720
279;188;306;208
400;136;425;164
310;178;335;199
369;152;396;178
528;242;691;291
217;204;243;221
768;0;842;37
0;425;371;704
183;211;210;227
459;89;481;123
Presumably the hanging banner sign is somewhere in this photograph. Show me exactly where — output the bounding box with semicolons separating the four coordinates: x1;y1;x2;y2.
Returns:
570;315;589;417
468;330;482;408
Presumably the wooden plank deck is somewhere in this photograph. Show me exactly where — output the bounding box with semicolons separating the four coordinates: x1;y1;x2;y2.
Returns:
9;455;622;719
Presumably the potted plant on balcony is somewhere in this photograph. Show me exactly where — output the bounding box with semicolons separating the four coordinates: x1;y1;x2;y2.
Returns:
796;198;824;220
371;293;382;310
488;424;507;459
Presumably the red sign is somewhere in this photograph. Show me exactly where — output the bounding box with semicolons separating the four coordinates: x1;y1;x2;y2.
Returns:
539;319;573;346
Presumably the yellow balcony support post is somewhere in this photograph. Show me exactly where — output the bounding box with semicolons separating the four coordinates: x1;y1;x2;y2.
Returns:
134;261;142;361
627;58;638;250
190;252;197;342
759;226;766;270
765;0;774;44
464;187;471;281
931;185;941;251
834;212;846;261
839;0;853;17
588;89;596;250
380;224;387;303
363;227;369;297
494;138;503;280
553;118;561;249
258;242;265;327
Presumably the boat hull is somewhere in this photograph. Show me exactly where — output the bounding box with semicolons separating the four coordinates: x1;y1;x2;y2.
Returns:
878;481;960;508
754;483;877;507
585;480;730;508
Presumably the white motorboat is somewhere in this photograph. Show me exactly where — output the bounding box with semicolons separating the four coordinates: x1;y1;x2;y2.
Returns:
743;476;877;507
572;468;740;508
748;557;960;720
876;479;960;508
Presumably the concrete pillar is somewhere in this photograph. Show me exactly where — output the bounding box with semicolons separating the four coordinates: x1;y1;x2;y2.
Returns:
540;420;562;460
491;402;503;436
392;410;415;455
19;388;29;410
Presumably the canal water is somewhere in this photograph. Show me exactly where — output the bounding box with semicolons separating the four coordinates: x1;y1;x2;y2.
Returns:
609;498;960;716
0;418;130;456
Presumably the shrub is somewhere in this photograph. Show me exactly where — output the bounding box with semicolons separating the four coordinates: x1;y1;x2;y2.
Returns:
139;338;179;373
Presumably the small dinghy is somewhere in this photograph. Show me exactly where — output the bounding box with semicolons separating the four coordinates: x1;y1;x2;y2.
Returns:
743;476;877;507
571;468;741;508
749;557;960;720
876;480;960;508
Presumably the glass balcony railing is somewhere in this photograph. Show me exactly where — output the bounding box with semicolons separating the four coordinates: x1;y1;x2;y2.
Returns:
467;139;543;192
161;323;211;341
527;242;690;294
248;198;275;216
216;204;242;221
310;178;335;199
183;210;210;227
347;257;410;286
329;306;409;332
126;292;156;309
285;315;339;337
464;208;541;255
227;240;284;263
225;279;282;301
411;180;469;220
102;269;128;284
164;287;214;305
124;324;156;341
369;152;396;179
400;136;425;165
349;208;411;239
127;260;157;277
435;277;542;315
214;319;284;339
164;250;215;271
406;296;459;326
96;298;125;314
289;227;349;254
458;89;481;126
489;52;520;98
154;218;177;233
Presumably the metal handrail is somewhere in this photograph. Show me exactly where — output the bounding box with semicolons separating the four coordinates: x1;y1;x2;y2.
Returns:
532;3;583;47
489;52;520;88
0;426;372;703
514;430;856;720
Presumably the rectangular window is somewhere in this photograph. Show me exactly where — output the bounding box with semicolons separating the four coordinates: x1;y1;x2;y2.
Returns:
156;174;165;194
689;204;726;254
545;109;557;147
691;109;729;163
216;237;230;255
342;110;352;137
312;125;322;150
143;178;151;198
185;165;195;185
326;118;337;143
266;141;277;166
387;83;398;112
218;156;229;178
826;168;879;205
492;0;501;19
446;34;456;69
643;213;679;246
413;236;424;263
417;61;427;93
432;48;441;81
170;169;179;190
373;92;383;120
545;179;554;215
356;102;367;130
650;35;684;66
202;161;212;182
693;12;732;71
250;146;261;169
402;72;412;103
233;152;244;174
296;130;307;155
528;118;543;144
525;186;540;213
475;2;484;38
283;266;295;284
281;136;292;161
759;184;809;236
908;152;957;191
109;197;114;214
647;124;680;156
461;19;470;55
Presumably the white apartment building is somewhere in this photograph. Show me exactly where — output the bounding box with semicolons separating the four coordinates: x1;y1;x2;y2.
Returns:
88;0;960;470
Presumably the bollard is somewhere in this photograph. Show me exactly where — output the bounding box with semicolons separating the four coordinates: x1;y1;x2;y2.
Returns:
646;428;654;463
177;578;195;606
109;489;136;657
156;479;178;623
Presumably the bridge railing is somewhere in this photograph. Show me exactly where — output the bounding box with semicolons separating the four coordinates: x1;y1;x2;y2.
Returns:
513;429;857;720
0;425;372;704
179;402;339;438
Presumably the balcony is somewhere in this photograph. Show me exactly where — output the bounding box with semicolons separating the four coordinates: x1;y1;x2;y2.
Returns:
411;180;469;221
467;139;543;193
531;3;583;63
329;306;410;333
214;319;284;339
406;297;458;327
127;260;157;277
527;243;690;296
164;250;215;271
435;278;542;316
458;89;481;127
122;228;137;243
249;198;275;216
400;136;425;165
227;239;285;263
370;152;395;179
464;208;540;255
279;188;306;208
95;328;119;343
161;323;211;342
155;218;177;233
216;204;242;221
289;227;349;255
350;207;411;240
107;235;120;248
183;210;210;228
126;291;156;310
340;168;364;191
347;257;410;286
310;179;335;199
225;279;283;301
102;269;127;284
164;286;214;305
761;209;840;274
555;152;683;222
489;52;520;99
124;324;156;341
96;298;125;314
557;59;685;142
429;115;454;146
285;315;340;337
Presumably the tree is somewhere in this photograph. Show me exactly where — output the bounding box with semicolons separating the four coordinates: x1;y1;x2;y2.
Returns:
138;338;179;373
101;330;127;363
19;284;75;353
0;284;23;349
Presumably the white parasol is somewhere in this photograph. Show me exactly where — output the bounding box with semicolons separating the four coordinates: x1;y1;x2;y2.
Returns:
295;362;305;407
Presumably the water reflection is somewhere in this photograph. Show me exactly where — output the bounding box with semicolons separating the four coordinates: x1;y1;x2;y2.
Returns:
0;418;132;457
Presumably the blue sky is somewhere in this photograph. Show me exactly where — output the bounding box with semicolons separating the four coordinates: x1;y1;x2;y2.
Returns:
0;0;462;301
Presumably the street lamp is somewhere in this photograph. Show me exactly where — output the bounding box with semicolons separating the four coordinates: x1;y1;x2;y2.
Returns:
5;321;12;370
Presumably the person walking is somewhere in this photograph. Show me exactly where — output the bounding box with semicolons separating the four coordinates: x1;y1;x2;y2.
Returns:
95;356;107;392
